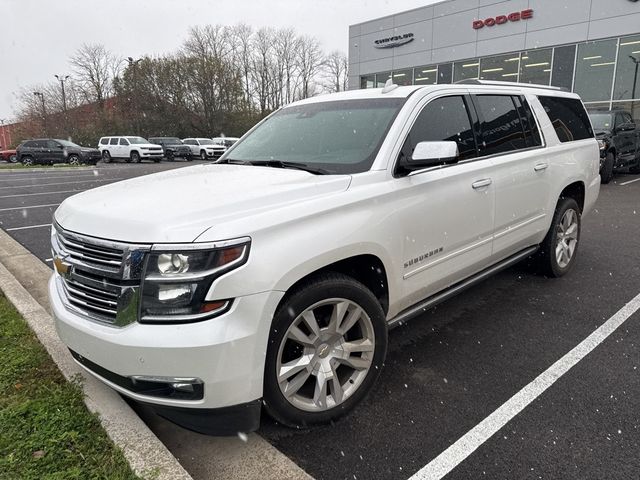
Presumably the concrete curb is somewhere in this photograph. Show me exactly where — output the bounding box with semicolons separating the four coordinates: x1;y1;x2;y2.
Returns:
0;228;193;480
0;166;95;173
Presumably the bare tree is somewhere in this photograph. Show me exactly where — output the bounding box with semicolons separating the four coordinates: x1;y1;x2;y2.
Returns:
324;50;349;93
296;36;324;99
70;44;121;108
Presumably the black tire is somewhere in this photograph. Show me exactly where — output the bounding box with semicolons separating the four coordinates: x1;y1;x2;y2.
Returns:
263;273;387;428
154;158;161;163
22;156;33;167
186;154;193;162
200;150;207;161
131;151;141;163
536;197;581;278
600;152;614;184
102;150;111;163
166;150;174;161
9;154;17;163
68;154;80;166
629;156;640;174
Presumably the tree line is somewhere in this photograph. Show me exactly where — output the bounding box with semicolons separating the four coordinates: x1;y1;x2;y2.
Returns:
12;24;348;147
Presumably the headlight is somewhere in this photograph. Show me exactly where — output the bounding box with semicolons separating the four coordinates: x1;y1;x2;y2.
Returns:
597;139;606;151
140;239;250;323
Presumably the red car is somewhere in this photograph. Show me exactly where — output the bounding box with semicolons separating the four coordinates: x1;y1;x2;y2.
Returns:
0;148;17;163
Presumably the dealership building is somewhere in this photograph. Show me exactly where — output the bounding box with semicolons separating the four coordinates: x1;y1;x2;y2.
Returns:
348;0;640;114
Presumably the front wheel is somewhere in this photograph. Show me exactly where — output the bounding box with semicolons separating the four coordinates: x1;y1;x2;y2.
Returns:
263;273;387;428
536;197;581;277
22;156;33;167
166;150;174;161
68;154;80;166
600;152;614;184
131;151;141;163
200;150;207;161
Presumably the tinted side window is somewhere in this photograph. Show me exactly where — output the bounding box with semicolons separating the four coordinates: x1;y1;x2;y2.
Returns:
513;96;543;148
23;140;35;148
475;95;526;155
119;138;129;145
109;138;118;145
538;96;594;142
47;140;60;149
99;138;108;145
33;140;46;148
402;95;477;162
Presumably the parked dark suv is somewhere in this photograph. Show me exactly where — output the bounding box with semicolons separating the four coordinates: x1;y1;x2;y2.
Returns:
148;137;192;161
588;109;640;184
16;139;101;166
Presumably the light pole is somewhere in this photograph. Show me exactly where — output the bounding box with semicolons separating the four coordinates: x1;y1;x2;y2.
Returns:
127;57;142;134
54;74;70;112
0;118;7;149
33;91;47;136
630;55;640;119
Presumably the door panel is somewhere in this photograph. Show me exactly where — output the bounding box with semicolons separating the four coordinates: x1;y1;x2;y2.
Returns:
392;94;495;311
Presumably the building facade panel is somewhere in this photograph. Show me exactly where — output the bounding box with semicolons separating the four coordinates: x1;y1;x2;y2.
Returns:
349;0;640;115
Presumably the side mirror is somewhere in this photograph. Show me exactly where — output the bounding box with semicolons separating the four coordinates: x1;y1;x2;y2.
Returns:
617;122;636;132
403;141;459;173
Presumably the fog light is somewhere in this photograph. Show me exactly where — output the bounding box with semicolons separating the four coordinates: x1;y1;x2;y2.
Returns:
171;383;195;393
158;284;194;302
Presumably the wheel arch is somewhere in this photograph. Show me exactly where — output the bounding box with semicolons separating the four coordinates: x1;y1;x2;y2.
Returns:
273;252;391;318
559;181;585;213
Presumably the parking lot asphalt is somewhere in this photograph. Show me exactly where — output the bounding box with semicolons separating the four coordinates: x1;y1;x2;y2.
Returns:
0;164;638;480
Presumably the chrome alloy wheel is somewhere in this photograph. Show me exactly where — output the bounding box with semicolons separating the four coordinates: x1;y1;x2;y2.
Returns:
555;208;579;269
276;298;375;412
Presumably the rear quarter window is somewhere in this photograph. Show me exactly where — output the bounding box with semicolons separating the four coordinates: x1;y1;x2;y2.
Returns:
99;138;108;145
538;96;594;143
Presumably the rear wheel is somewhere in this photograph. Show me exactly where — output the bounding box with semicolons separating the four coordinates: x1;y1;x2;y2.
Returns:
131;151;141;163
536;197;581;277
102;150;111;163
264;273;387;428
600;152;614;184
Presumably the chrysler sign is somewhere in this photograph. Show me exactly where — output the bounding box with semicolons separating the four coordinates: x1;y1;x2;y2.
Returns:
374;33;414;49
473;9;534;29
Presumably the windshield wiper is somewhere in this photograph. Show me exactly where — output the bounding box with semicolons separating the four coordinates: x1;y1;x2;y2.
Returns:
222;159;330;175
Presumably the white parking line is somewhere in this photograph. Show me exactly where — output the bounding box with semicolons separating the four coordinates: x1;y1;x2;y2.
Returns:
0;189;83;199
0;203;60;212
0;179;113;190
409;292;640;480
0;174;102;183
619;177;640;186
6;223;52;232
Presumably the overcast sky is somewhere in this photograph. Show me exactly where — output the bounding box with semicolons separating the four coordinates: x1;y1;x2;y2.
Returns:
0;0;441;121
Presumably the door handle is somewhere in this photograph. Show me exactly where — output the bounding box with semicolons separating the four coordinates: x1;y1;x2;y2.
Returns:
534;162;549;172
472;178;492;189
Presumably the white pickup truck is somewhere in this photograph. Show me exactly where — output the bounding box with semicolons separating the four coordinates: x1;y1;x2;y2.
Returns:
51;81;599;435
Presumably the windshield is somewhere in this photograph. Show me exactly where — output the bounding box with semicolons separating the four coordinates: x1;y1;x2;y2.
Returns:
198;139;214;145
162;137;182;144
126;137;149;144
58;139;80;148
227;99;405;174
588;113;613;131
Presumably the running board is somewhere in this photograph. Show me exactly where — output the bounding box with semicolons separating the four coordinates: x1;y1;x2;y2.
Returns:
387;246;538;329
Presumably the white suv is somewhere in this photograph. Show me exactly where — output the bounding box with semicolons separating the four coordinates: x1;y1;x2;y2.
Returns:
51;81;599;435
98;136;163;163
183;138;225;160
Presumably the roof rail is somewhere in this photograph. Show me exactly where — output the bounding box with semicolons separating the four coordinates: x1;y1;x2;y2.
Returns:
454;79;569;92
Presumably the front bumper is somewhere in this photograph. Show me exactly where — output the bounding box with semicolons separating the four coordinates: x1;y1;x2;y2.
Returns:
140;150;164;158
50;275;284;431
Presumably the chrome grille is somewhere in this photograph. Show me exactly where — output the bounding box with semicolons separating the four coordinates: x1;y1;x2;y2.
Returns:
56;229;124;273
52;224;150;326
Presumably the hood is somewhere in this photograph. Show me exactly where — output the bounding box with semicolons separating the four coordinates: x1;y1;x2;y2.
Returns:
80;147;99;153
54;164;352;243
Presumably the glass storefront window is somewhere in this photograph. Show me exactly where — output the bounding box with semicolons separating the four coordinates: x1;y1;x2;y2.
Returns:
414;65;438;85
360;75;376;89
520;49;552;85
393;69;413;86
437;63;453;84
376;71;391;88
454;60;479;83
574;40;617;102
614;35;640;101
551;45;576;91
480;53;520;81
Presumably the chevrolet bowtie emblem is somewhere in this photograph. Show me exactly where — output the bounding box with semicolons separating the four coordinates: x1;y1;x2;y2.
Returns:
53;256;72;276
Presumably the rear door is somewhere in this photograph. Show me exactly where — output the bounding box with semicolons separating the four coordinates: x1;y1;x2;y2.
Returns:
393;93;496;309
614;112;636;165
470;93;549;259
